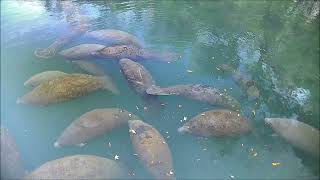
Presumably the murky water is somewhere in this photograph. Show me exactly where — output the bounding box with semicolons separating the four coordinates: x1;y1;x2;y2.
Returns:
1;0;319;179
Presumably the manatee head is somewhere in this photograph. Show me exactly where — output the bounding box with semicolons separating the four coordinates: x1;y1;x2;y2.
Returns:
177;121;192;134
265;118;292;132
128;119;144;130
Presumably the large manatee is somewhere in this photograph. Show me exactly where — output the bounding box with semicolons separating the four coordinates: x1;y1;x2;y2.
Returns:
54;108;138;148
129;120;175;180
35;25;89;59
91;45;178;62
178;109;252;137
119;58;161;109
25;155;128;179
1;127;25;179
17;73;119;106
147;84;240;110
83;29;142;47
265;118;319;157
59;44;106;60
24;71;68;88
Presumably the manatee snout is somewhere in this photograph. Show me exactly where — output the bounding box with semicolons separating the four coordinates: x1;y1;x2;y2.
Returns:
264;118;273;125
177;126;190;134
16;97;26;104
53;141;61;148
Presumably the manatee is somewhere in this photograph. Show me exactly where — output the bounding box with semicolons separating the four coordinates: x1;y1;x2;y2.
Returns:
17;73;119;106
84;29;143;48
265;118;319;157
119;58;161;109
54;108;138;148
24;71;68;88
59;44;106;60
35;25;89;59
91;45;178;62
232;70;260;99
72;60;106;76
178;109;252;137
146;84;240;110
25;155;128;179
129;120;175;180
1;127;25;179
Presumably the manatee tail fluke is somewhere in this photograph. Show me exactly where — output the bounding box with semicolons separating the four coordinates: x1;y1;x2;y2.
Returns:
146;85;169;95
100;76;120;95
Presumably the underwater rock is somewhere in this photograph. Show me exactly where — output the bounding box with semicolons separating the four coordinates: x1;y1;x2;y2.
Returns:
25;155;128;179
24;71;68;88
17;73;119;106
129;120;175;180
54;108;138;148
265;118;319;157
84;29;143;48
59;44;106;60
91;45;178;62
1;127;25;179
178;109;252;137
147;84;240;110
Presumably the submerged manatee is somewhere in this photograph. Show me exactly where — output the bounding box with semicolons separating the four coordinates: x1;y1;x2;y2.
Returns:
35;25;89;59
17;73;119;106
265;118;319;157
178;109;252;137
232;70;260;99
24;71;68;88
129;120;175;180
1;127;25;179
91;45;178;62
25;155;128;179
59;44;106;60
147;84;240;110
84;29;142;47
54;108;138;148
72;60;106;76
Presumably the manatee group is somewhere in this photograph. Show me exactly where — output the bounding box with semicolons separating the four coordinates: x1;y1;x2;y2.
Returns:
265;118;319;157
1;127;25;180
147;84;240;110
178;109;252;137
25;155;128;179
129;120;175;179
54;108;138;148
17;73;119;106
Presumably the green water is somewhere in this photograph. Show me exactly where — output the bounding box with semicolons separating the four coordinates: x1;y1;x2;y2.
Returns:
1;0;319;179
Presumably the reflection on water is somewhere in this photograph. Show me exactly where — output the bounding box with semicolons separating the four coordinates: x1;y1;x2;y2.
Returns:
1;0;319;179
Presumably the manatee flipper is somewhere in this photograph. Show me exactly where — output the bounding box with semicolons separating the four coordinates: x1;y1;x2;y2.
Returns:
100;76;120;95
72;60;105;76
146;85;170;95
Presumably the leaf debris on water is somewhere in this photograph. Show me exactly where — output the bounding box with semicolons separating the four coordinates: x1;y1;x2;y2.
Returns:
108;142;111;148
178;104;182;108
187;70;193;73
114;155;119;160
272;162;281;166
183;116;187;121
